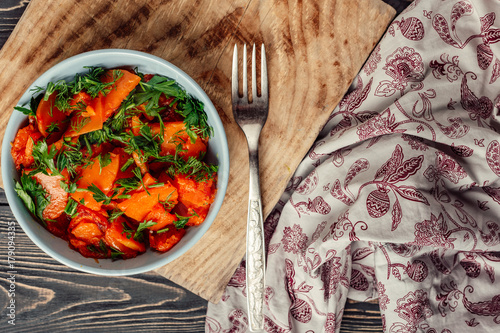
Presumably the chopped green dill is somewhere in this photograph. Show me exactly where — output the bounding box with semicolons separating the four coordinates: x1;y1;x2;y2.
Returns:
124;123;163;161
70;100;89;117
134;220;157;241
134;73;213;140
31;140;60;176
60;181;77;194
46;121;60;134
120;157;135;172
115;177;141;193
109;96;136;132
158;155;218;182
70;67;123;98
56;138;84;177
132;167;150;195
148;182;165;188
69;111;91;134
173;213;195;229
110;247;125;260
63;198;79;217
87;239;111;257
86;184;113;205
108;210;125;222
177;96;212;141
137;220;157;233
159;191;175;211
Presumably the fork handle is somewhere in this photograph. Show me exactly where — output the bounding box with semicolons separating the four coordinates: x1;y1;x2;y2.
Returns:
245;134;266;332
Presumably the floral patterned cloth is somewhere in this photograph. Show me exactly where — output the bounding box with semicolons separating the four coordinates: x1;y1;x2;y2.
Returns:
206;0;500;331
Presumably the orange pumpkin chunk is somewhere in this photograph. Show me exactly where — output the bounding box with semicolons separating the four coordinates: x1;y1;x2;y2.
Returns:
149;227;186;252
117;184;178;221
101;69;141;121
36;92;69;137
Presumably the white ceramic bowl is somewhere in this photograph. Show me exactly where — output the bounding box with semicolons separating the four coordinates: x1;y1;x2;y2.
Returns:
1;49;229;275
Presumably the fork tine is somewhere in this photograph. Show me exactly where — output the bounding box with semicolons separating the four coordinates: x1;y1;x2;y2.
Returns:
261;44;268;100
232;44;239;101
251;44;257;100
242;44;248;101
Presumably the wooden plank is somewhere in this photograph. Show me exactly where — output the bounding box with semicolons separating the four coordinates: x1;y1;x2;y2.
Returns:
0;0;395;303
340;300;384;333
0;200;207;332
1;190;384;332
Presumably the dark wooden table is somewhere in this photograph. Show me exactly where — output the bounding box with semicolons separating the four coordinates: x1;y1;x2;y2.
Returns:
0;1;410;331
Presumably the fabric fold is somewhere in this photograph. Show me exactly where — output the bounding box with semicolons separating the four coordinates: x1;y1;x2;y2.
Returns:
207;0;500;331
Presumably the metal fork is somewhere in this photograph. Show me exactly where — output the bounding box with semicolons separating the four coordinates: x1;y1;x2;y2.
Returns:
232;43;268;332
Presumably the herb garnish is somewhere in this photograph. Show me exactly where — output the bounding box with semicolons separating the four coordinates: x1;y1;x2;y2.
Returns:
14;173;50;223
56;138;85;177
157;155;218;182
31;140;60;176
134;220;157;242
64;198;78;217
135;74;212;140
173;213;196;229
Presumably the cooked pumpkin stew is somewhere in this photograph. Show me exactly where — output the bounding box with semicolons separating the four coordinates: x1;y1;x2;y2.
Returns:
11;67;218;260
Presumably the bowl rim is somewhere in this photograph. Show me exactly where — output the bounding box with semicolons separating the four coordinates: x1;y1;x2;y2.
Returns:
1;48;230;276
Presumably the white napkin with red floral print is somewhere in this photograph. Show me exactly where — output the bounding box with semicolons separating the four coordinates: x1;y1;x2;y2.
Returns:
206;0;500;331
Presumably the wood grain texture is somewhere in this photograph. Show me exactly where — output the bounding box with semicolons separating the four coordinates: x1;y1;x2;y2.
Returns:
0;0;396;303
0;1;416;331
0;189;382;333
0;195;207;332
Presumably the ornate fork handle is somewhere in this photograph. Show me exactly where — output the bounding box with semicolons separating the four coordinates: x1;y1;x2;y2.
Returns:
245;131;266;331
232;44;268;331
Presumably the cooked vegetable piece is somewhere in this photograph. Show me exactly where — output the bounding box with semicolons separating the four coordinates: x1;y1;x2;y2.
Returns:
117;183;178;221
104;217;146;255
72;220;103;241
36;91;69;137
101;69;141;121
149;227;186;252
71;190;103;212
173;174;214;206
32;169;69;221
151;121;207;159
182;135;208;160
171;174;215;226
68;205;109;258
64;95;104;137
45;215;70;240
70;152;120;211
112;147;136;179
132;151;149;174
11;123;43;170
69;91;92;110
78;152;120;193
144;203;177;231
130;115;142;136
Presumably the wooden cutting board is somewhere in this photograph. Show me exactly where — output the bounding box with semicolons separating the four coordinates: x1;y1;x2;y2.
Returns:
0;0;395;303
